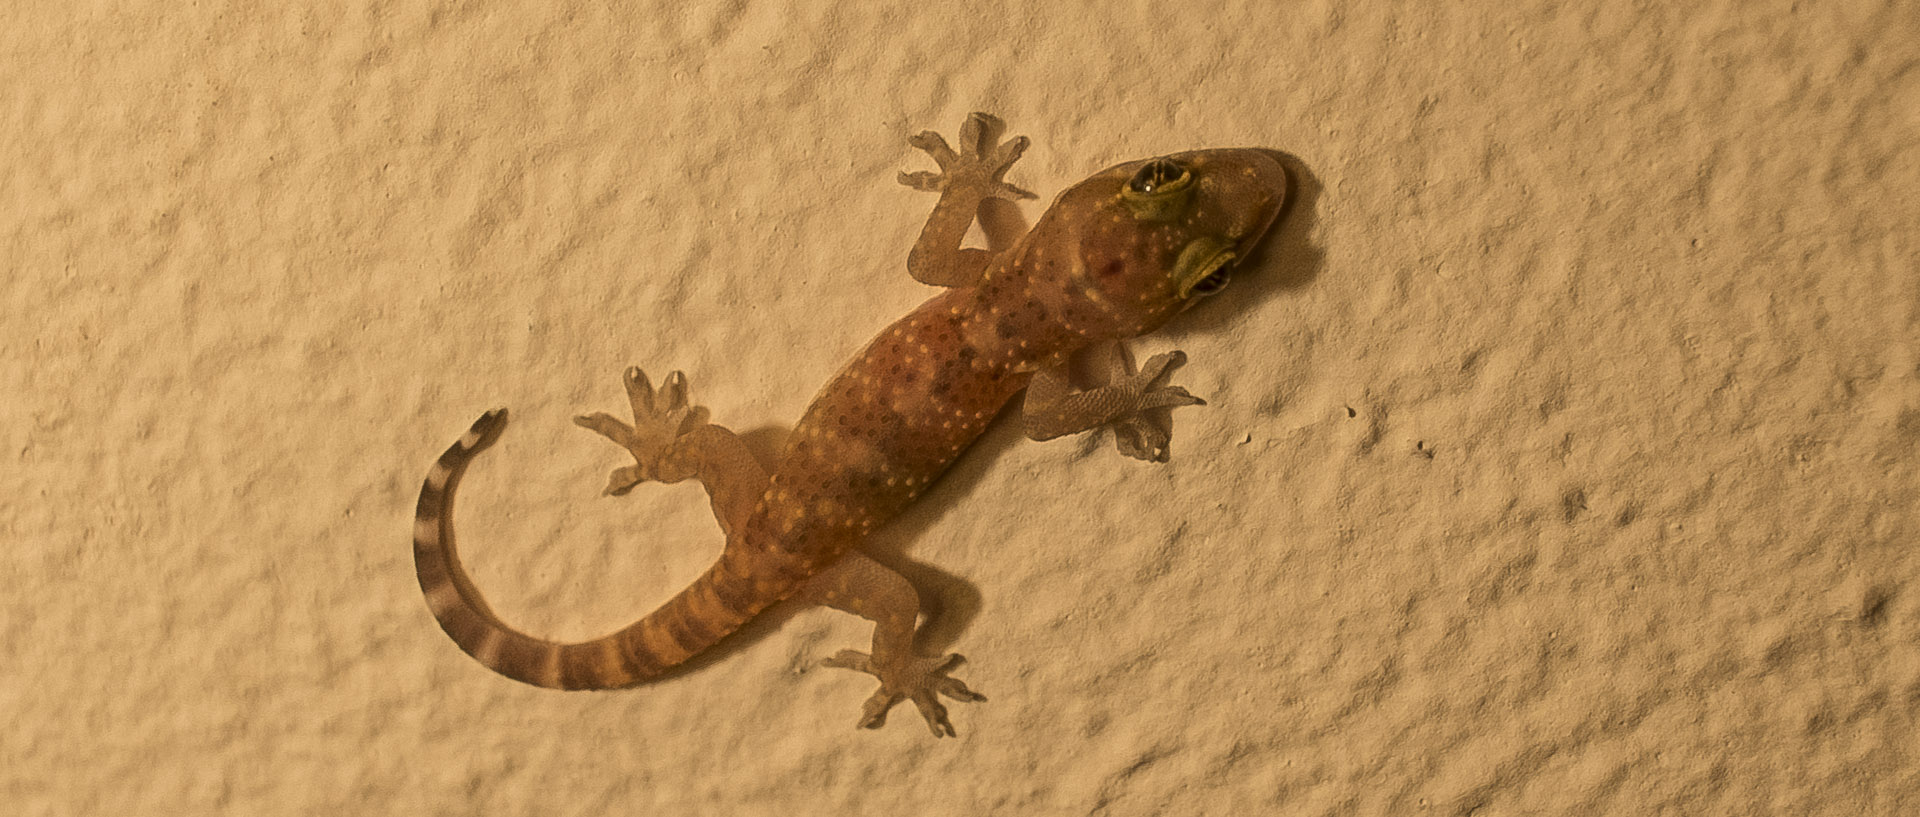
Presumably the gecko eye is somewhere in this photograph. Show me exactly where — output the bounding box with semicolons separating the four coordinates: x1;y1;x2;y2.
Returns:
1172;236;1237;298
1120;158;1196;221
1127;159;1189;194
1189;267;1231;296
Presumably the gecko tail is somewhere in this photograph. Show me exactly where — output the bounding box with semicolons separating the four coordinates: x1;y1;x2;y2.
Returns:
412;409;767;690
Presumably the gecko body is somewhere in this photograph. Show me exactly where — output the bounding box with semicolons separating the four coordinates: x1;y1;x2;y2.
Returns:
414;114;1288;735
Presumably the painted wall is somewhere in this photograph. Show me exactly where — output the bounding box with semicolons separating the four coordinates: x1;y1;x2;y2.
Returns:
6;1;1916;813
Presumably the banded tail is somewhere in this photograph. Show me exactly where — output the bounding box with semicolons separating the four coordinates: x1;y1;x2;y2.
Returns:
412;410;778;689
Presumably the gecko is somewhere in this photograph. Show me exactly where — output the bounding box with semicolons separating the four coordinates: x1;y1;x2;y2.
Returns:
413;113;1288;736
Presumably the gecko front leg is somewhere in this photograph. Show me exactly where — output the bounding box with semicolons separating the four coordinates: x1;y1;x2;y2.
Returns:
1022;347;1206;462
897;111;1036;288
798;552;984;737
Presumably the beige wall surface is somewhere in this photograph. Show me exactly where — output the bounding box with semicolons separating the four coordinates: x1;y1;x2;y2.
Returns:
6;0;1917;814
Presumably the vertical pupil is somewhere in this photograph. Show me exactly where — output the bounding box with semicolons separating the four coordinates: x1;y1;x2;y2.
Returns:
1131;159;1183;193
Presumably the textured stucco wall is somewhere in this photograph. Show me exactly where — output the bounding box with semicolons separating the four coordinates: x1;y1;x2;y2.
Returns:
6;1;1917;814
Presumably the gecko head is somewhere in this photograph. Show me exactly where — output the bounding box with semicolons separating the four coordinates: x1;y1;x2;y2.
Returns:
1023;148;1288;339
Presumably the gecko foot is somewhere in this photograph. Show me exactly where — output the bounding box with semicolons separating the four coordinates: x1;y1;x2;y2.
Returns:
1110;349;1204;463
897;112;1036;201
822;650;986;738
573;367;697;495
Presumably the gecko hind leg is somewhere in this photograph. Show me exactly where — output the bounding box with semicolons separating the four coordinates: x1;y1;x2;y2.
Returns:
574;367;695;495
799;552;985;737
573;366;767;538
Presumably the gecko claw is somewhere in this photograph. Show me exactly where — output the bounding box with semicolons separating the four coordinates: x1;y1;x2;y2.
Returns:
600;464;645;496
896;170;944;192
906;129;958;165
1113;416;1169;462
822;650;983;737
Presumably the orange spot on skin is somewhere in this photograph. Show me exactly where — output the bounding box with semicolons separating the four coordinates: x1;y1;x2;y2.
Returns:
415;146;1283;709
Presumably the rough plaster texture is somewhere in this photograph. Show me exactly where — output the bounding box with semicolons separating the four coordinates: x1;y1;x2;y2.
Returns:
6;0;1918;814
